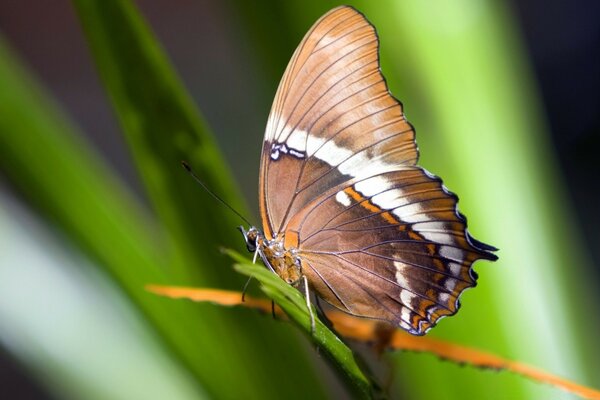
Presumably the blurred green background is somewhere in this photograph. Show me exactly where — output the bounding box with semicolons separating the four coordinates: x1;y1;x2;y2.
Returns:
0;1;598;399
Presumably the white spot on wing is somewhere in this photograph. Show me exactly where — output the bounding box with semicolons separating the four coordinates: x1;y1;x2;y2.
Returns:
399;320;411;330
289;149;305;158
444;278;458;292
412;221;448;231
270;142;305;160
281;130;330;157
400;289;415;308
335;190;352;207
285;130;307;153
393;203;423;220
400;307;412;323
439;292;451;303
427;306;437;317
306;134;327;156
394;261;410;288
448;262;462;276
315;137;353;164
338;151;398;179
371;189;410;210
400;212;430;223
354;176;390;197
278;129;403;184
276;130;400;179
440;245;465;262
419;231;455;245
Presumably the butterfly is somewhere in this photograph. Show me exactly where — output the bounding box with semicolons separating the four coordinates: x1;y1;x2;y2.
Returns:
240;5;497;335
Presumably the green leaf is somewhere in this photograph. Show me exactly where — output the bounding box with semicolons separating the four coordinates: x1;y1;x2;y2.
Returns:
0;36;209;397
230;256;373;399
71;0;247;284
70;0;330;398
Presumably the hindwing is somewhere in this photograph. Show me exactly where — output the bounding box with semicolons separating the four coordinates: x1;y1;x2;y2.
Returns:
284;167;497;335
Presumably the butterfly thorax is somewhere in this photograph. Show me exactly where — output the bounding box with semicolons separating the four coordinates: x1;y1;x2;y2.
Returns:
240;226;302;285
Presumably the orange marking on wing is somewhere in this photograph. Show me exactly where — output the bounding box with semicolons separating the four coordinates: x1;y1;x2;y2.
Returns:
408;230;422;241
343;188;400;225
381;211;399;225
427;243;436;254
284;230;300;248
425;288;437;302
344;187;364;202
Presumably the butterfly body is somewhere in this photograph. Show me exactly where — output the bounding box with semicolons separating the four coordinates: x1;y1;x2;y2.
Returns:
240;226;302;285
247;6;497;336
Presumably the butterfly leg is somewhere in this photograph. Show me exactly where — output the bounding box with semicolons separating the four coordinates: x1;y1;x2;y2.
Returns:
241;276;253;302
240;246;263;301
271;300;277;320
302;275;315;334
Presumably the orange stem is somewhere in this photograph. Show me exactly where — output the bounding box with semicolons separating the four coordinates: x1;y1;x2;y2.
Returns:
146;285;600;400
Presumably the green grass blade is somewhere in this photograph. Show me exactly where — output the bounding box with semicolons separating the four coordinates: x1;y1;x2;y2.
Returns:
71;0;330;398
72;0;246;284
0;197;206;400
231;258;372;399
0;36;209;397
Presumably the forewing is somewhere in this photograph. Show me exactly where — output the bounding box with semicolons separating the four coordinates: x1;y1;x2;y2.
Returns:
285;167;497;335
259;6;418;238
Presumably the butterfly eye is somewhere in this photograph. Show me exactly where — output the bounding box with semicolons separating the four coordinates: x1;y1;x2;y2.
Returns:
238;226;257;253
245;241;256;253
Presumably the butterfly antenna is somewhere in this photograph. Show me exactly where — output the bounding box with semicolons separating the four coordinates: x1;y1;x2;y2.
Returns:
181;161;253;226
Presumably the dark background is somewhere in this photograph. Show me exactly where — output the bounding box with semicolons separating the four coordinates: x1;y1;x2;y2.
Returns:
0;1;598;398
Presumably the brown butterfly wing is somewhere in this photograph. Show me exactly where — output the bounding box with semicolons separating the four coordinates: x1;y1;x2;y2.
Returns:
283;167;497;335
258;6;497;335
258;6;417;239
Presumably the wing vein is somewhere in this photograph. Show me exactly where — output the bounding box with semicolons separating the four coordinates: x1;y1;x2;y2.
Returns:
324;254;454;315
268;9;354;141
295;124;412;194
275;74;385;233
330;192;449;230
304;260;352;311
299;170;435;242
274;25;375;143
